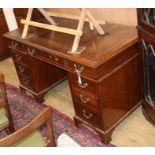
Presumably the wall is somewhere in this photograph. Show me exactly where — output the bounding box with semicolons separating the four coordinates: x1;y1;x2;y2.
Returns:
47;8;137;26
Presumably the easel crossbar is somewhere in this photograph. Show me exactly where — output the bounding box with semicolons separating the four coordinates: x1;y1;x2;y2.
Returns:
21;19;83;36
46;11;106;25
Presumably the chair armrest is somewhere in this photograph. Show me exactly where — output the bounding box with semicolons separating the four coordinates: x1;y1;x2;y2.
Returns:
0;73;4;81
0;101;5;108
0;107;55;147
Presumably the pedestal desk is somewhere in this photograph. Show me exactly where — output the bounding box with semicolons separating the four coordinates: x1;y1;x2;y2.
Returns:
4;20;142;143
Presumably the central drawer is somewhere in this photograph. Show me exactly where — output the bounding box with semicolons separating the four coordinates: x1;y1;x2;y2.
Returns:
26;46;66;69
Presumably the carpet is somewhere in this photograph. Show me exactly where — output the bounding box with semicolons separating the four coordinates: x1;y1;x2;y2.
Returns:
0;83;114;147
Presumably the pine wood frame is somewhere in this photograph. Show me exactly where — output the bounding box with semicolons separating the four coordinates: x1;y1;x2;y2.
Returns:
21;8;105;54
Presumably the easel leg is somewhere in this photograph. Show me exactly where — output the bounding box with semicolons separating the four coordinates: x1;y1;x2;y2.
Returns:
22;8;33;38
78;9;105;35
37;8;56;25
70;8;87;53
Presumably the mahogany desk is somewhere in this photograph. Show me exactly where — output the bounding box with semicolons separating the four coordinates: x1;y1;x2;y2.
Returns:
4;20;142;144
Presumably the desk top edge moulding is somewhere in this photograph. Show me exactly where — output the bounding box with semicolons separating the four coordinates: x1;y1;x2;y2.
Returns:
21;8;105;54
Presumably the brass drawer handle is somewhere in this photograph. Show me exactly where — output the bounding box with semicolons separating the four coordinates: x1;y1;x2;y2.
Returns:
15;54;22;61
28;48;35;55
82;110;93;119
53;56;59;61
78;82;88;88
74;64;85;73
19;66;25;73
74;64;85;87
49;55;52;59
49;55;59;61
11;42;18;49
22;78;30;85
80;94;90;103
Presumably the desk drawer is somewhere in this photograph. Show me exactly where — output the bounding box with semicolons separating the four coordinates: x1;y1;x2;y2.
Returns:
72;87;98;110
67;61;95;79
14;63;32;76
75;103;102;128
26;46;65;68
8;40;27;52
69;73;97;94
11;49;29;65
18;75;35;91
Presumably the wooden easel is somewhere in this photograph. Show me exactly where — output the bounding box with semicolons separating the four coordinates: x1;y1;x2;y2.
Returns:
21;8;105;54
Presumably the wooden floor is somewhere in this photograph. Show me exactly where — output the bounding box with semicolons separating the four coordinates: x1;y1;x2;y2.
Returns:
0;57;155;146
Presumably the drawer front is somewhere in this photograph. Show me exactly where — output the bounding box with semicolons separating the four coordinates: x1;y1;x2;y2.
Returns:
72;87;98;110
67;61;95;79
74;103;102;128
26;46;65;68
18;75;35;91
8;40;27;52
11;50;29;65
69;73;97;94
14;63;32;76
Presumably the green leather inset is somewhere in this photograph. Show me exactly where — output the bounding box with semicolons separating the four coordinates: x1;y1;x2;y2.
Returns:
0;108;9;129
13;129;46;147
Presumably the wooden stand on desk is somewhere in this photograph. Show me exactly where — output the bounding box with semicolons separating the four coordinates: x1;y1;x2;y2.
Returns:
20;8;105;54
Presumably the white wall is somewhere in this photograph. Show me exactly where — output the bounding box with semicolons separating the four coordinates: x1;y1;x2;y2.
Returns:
46;8;137;26
2;8;18;31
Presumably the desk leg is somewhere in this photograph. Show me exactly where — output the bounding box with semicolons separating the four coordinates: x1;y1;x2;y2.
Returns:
98;131;113;144
19;85;45;103
20;86;26;94
74;116;81;128
34;93;45;103
73;116;114;144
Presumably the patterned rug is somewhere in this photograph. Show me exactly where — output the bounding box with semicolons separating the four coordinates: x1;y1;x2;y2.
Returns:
0;83;114;147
